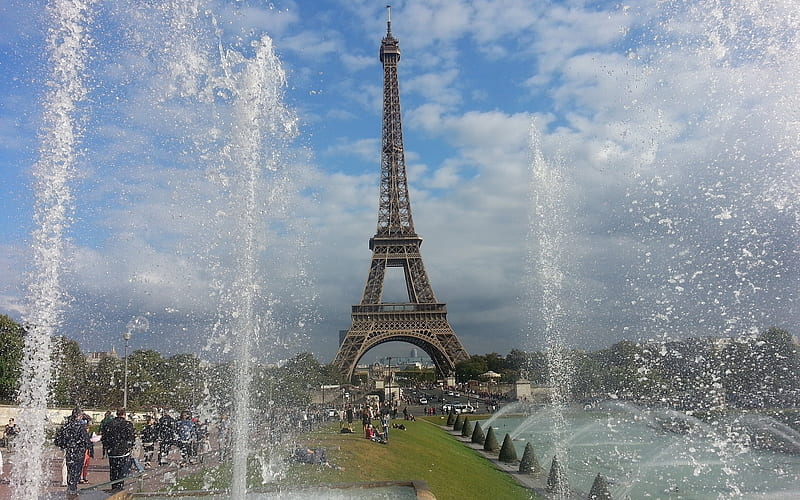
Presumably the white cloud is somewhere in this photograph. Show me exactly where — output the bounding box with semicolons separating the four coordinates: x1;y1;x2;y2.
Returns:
1;0;798;364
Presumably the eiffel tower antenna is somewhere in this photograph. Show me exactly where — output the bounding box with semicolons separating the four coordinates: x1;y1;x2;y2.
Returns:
332;12;469;382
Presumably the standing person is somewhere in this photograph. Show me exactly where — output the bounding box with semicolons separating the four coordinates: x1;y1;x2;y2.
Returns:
79;415;93;483
101;409;135;492
4;418;18;450
381;411;390;443
345;405;354;431
99;411;113;458
195;419;211;463
217;414;231;462
361;406;370;433
175;411;196;465
140;416;157;468
156;411;176;465
53;408;91;497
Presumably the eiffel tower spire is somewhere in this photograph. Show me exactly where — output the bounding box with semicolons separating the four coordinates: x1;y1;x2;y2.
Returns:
333;8;469;381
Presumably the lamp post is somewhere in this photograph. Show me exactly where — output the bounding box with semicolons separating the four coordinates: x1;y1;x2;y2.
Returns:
387;357;392;402
123;329;131;409
122;315;149;409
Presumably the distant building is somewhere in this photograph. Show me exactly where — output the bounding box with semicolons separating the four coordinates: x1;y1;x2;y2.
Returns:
86;347;117;366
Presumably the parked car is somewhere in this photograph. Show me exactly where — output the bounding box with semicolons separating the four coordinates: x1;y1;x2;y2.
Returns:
452;403;475;414
418;397;428;404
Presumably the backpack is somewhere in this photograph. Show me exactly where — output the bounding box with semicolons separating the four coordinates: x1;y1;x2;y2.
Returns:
176;419;194;442
54;424;67;449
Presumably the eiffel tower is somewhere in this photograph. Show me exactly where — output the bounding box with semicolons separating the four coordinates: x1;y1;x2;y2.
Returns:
332;8;469;381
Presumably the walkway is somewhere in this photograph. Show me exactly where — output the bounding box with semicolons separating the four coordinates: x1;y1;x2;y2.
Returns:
1;444;220;499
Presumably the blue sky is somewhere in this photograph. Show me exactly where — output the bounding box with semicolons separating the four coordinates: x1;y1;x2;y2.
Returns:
1;0;798;364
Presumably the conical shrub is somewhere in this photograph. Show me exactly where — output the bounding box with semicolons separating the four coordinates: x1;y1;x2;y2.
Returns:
453;414;464;431
471;420;485;444
461;417;472;437
588;473;612;500
446;411;455;426
519;442;542;474
546;455;568;495
483;426;500;452
498;433;518;463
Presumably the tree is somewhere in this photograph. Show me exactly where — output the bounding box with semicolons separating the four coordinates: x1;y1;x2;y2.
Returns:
86;356;123;408
753;328;800;408
455;356;487;382
162;353;203;410
126;350;168;408
0;314;25;402
51;336;89;407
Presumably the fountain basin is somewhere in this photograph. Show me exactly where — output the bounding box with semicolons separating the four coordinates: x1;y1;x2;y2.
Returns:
498;404;800;499
112;481;435;500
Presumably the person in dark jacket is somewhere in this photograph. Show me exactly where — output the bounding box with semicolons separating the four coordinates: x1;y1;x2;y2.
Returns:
98;410;113;458
101;409;135;492
175;411;196;465
157;412;176;465
54;408;91;496
140;416;157;468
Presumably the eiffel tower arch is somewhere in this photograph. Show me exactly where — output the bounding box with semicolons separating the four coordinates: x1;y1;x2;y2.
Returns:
333;8;469;381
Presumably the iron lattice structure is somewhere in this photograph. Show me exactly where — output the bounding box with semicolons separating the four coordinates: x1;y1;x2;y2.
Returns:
332;13;469;381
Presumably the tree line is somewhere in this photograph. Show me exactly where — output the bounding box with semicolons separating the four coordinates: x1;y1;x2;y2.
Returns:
2;314;797;413
455;327;800;412
0;314;336;412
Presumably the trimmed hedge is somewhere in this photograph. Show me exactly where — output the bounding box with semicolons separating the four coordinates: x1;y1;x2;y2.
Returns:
498;433;518;463
519;442;542;474
588;473;612;499
471;421;485;444
453;414;464;431
483;426;500;452
461;417;473;437
546;455;568;494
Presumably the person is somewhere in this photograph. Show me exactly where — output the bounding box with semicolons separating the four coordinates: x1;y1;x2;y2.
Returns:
345;405;354;431
99;411;113;458
4;419;17;450
175;411;196;465
361;408;370;433
101;408;135;492
195;419;210;463
217;415;231;462
140;416;157;468
79;415;93;483
54;408;91;496
381;412;390;443
157;412;176;465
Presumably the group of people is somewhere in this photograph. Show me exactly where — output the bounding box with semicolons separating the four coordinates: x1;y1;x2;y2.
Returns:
359;402;394;444
53;407;215;496
54;408;134;496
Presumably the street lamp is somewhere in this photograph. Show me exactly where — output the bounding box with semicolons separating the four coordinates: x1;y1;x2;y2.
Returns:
123;329;132;409
122;316;149;409
387;357;392;402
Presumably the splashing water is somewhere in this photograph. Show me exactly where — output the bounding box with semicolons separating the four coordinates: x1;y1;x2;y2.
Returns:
527;125;574;499
11;1;93;498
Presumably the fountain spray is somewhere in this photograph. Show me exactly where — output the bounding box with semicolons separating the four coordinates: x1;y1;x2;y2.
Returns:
12;0;94;498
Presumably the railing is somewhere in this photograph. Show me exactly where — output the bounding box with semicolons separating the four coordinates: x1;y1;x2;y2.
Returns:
352;303;446;314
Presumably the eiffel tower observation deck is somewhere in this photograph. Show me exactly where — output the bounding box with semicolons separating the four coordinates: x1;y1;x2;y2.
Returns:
333;7;470;381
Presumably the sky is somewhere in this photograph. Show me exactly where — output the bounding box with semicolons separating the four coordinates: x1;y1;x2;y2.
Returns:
0;0;798;365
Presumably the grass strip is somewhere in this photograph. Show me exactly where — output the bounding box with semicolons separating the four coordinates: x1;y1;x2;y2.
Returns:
282;416;536;500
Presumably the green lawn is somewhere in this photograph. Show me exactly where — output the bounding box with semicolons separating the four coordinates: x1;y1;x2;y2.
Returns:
177;416;538;499
280;417;537;500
